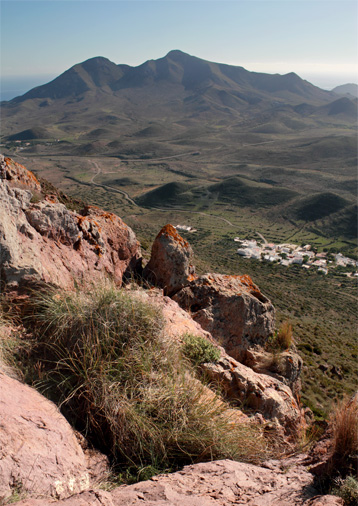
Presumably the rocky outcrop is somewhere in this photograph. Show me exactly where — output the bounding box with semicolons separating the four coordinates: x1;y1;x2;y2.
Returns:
141;226;304;433
245;348;303;398
202;355;303;434
173;273;275;363
0;372;107;502
15;458;343;506
0;156;41;192
129;288;303;433
0;157;141;290
143;224;195;295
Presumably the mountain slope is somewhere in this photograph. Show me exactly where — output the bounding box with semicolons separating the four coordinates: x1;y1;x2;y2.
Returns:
12;57;127;101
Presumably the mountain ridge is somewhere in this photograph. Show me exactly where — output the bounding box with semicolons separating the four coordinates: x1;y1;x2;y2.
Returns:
6;50;335;104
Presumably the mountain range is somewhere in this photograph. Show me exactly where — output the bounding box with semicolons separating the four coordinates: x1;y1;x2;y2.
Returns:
2;50;357;146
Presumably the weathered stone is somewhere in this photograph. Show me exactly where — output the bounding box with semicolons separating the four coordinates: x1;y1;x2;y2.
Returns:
144;288;215;342
0;158;141;290
202;355;303;434
0;372;93;502
15;457;337;505
173;273;275;362
304;496;344;505
0;157;41;192
245;349;303;397
144;224;195;295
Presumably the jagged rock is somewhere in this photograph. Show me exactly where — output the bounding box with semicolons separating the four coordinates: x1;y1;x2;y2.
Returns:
144;288;215;342
245;349;303;398
173;273;275;362
14;457;339;505
305;496;343;505
143;224;195;295
130;289;302;433
0;372;102;502
202;355;303;434
0;158;141;290
0;156;41;192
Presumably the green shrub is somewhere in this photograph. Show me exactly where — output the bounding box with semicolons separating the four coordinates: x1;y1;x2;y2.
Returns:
182;334;220;366
31;283;268;475
332;476;358;506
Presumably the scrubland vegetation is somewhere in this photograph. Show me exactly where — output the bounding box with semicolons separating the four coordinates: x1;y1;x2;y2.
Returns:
3;283;269;481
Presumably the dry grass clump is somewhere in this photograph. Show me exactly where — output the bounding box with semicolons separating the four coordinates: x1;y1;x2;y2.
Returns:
276;321;293;350
329;395;358;477
32;282;268;476
0;311;22;379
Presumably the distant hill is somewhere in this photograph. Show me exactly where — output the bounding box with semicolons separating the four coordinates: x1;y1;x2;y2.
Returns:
286;192;350;222
332;83;358;97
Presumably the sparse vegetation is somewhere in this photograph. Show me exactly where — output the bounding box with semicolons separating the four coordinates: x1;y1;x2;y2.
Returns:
329;395;358;477
332;476;358;506
28;282;269;477
267;321;293;352
0;310;21;379
181;333;221;366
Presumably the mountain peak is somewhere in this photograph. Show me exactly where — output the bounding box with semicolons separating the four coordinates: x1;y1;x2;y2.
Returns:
165;49;190;59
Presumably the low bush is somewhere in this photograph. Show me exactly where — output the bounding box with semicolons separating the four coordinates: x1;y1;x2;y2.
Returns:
332;476;358;506
266;321;293;354
181;333;220;366
31;283;268;476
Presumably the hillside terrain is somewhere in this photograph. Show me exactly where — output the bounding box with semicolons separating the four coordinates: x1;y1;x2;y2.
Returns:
0;50;357;416
0;156;357;505
1;51;357;256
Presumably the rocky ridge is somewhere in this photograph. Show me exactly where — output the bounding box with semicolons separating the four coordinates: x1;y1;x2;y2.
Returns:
0;157;341;504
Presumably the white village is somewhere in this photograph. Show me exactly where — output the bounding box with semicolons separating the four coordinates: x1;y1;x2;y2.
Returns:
234;236;358;276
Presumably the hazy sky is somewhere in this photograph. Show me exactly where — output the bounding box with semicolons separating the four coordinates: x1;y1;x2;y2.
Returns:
1;0;357;99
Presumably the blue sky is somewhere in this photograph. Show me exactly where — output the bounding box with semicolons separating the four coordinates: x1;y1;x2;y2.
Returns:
1;0;357;99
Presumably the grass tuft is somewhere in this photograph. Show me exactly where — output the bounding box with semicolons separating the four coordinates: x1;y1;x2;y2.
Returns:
329;395;358;477
30;282;268;476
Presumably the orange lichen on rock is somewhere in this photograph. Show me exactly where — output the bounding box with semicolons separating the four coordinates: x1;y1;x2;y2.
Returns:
156;224;189;249
238;274;262;295
4;157;41;190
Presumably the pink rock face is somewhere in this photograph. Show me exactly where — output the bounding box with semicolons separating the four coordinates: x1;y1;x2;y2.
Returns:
173;273;275;362
15;457;339;506
143;224;196;295
0;159;141;290
0;372;91;501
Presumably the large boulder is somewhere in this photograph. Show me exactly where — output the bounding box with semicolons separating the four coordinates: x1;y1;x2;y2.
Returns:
15;457;342;505
0;372;101;502
245;348;303;398
202;355;303;434
143;224;195;295
0;157;141;290
173;273;275;362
